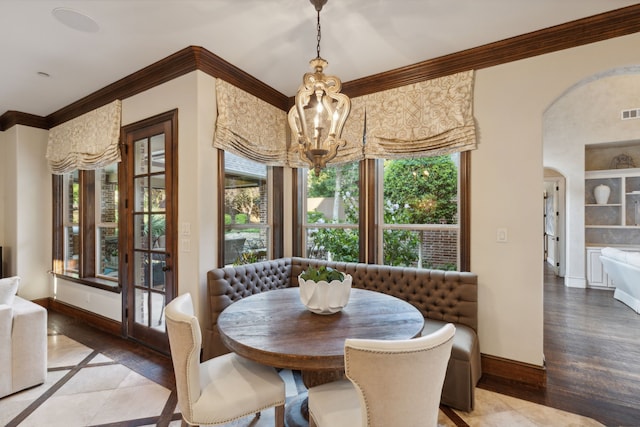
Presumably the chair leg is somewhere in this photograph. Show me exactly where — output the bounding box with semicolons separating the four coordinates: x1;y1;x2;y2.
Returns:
274;404;285;427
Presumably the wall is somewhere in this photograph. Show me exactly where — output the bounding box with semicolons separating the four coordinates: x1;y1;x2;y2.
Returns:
543;66;640;289
5;33;640;367
0;125;51;299
53;70;218;325
0;130;5;271
473;32;640;366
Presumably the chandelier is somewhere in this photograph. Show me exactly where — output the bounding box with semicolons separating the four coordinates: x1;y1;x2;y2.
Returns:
288;0;351;176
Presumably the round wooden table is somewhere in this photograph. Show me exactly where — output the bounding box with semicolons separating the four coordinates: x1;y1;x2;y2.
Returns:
217;287;424;427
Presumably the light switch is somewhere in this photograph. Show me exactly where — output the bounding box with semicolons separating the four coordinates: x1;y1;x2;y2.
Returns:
182;222;191;235
181;238;191;252
497;228;508;242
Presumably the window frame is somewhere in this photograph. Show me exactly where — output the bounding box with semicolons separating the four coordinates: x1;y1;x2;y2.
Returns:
217;150;284;267
52;166;122;292
295;151;471;271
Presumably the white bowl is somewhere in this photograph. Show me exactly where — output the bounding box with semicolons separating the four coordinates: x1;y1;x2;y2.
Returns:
298;274;352;314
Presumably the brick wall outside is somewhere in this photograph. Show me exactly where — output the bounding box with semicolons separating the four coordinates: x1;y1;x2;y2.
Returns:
421;229;458;270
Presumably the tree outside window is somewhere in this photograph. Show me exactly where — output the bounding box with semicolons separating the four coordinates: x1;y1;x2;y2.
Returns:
305;154;459;270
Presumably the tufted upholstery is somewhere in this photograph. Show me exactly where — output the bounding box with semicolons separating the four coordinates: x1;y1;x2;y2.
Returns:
204;257;481;412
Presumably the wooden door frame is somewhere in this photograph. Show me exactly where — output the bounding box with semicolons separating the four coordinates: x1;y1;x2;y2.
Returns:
120;109;178;353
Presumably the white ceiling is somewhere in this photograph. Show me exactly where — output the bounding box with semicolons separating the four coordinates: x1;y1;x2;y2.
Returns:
1;0;638;118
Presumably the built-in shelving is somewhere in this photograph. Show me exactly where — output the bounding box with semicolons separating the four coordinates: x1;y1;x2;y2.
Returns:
585;168;640;245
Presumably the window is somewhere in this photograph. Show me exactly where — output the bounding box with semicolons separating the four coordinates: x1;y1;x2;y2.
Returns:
380;154;459;270
53;163;120;290
222;152;271;265
303;162;360;262
301;152;468;270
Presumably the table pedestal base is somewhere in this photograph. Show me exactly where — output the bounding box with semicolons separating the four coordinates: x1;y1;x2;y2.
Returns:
285;392;309;427
285;369;345;427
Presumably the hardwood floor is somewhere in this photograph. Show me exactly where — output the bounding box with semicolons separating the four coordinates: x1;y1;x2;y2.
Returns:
47;266;640;426
479;264;640;426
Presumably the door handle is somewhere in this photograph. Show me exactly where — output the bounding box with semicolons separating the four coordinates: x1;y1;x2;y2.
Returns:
162;265;171;272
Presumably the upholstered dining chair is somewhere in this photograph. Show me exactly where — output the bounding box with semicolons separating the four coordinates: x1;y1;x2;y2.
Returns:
165;293;285;427
308;323;455;427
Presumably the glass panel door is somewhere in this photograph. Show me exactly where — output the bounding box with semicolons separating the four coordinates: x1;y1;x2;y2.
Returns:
122;111;176;354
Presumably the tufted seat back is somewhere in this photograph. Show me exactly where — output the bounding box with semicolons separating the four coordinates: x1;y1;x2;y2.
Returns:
290;257;478;332
204;257;477;360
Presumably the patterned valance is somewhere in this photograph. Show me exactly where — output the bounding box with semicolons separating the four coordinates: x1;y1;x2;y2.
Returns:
46;100;122;174
362;70;476;159
213;79;288;166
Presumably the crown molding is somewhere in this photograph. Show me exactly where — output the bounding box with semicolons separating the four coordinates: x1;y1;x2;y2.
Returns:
2;4;639;131
341;4;640;98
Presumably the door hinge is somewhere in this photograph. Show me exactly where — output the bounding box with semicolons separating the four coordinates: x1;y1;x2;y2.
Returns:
124;253;128;263
125;307;128;319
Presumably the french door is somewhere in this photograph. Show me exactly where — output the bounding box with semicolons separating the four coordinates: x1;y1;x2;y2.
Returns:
121;110;178;353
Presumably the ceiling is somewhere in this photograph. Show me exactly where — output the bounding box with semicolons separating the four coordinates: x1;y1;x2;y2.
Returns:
1;0;638;118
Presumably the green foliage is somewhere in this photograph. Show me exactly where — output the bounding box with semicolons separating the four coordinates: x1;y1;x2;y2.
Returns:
305;156;458;267
383;156;458;224
224;214;232;225
235;213;248;224
313;227;360;262
307;210;325;224
233;250;267;266
382;229;420;267
300;265;345;282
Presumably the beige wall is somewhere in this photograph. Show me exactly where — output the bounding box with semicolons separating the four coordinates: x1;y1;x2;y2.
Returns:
3;32;640;366
0;125;50;300
53;71;218;323
473;32;640;365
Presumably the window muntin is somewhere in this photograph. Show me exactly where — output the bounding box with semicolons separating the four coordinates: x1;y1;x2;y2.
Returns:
96;165;119;279
304;162;360;262
223;152;270;265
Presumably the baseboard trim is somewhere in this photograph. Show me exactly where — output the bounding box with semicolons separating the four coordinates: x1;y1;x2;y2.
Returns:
481;354;547;388
48;298;122;337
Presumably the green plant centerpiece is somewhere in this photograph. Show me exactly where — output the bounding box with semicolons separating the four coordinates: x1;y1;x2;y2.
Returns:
298;265;352;315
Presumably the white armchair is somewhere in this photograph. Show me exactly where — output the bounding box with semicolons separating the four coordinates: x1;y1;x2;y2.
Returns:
0;294;48;398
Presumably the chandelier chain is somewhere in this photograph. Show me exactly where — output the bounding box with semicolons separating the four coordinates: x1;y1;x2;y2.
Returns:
316;9;321;59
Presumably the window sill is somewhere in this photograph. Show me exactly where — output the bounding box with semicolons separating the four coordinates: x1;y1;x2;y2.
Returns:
53;273;121;293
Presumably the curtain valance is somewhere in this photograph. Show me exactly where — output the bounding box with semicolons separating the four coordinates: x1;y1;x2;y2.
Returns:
362;70;476;159
46;100;122;174
213;79;288;166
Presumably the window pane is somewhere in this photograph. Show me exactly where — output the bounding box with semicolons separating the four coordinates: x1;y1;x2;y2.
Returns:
98;227;118;277
135;138;148;175
65;225;80;273
150;134;165;173
96;164;119;279
383;155;459;225
224;152;269;265
306;162;359;225
304;162;360;263
305;227;359;262
64;171;80;274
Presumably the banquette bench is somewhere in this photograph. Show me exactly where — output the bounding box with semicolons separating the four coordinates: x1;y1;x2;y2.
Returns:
204;257;481;412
